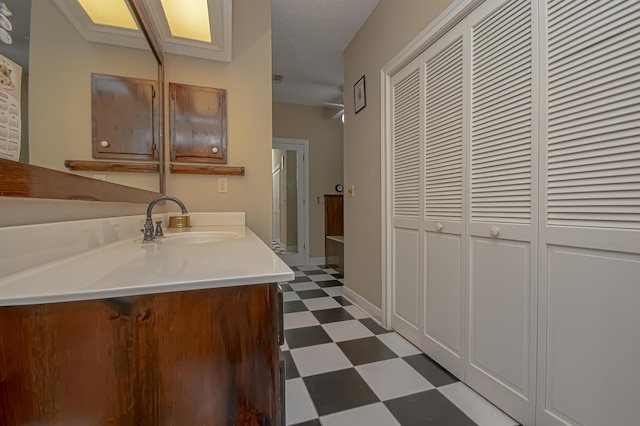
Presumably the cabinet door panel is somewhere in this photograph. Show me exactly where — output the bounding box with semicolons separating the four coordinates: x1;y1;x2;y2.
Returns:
170;83;227;164
92;73;158;160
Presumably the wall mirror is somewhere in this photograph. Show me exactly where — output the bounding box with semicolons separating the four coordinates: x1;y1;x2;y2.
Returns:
0;0;164;203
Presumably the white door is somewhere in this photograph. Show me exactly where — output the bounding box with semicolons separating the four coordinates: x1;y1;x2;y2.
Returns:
537;1;640;425
390;55;423;346
272;139;309;266
272;168;281;245
420;21;466;380
465;0;538;424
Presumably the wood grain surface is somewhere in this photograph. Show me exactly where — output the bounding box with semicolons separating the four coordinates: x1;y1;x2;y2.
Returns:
0;284;281;425
0;158;160;203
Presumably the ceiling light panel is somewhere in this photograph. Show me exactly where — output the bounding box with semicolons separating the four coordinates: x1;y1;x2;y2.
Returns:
160;0;211;42
77;0;138;29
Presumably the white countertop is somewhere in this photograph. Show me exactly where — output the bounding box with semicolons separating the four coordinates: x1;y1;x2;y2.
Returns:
0;214;294;306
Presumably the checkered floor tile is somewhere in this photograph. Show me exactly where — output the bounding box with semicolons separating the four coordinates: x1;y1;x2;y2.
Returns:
280;265;519;426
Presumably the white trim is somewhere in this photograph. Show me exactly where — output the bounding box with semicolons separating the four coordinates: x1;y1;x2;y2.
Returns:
52;0;149;50
380;0;480;332
307;257;326;266
145;0;232;62
272;138;310;266
343;287;384;325
381;0;483;75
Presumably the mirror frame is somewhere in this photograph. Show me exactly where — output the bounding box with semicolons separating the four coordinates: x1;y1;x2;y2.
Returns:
0;0;165;203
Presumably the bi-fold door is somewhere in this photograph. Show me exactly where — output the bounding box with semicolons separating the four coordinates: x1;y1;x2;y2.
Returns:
465;1;538;425
390;0;538;424
536;0;640;425
390;0;640;425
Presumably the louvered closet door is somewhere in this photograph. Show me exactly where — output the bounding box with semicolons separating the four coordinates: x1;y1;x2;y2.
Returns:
390;56;423;345
420;21;466;380
466;0;538;424
537;1;640;425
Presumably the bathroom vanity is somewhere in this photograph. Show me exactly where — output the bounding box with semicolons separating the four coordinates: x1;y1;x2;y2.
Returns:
0;213;292;425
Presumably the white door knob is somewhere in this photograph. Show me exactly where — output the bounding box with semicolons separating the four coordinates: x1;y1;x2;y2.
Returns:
436;223;444;232
100;140;110;147
212;147;218;154
490;226;500;237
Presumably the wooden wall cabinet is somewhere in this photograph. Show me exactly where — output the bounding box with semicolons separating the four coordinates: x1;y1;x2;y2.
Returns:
169;83;227;164
92;73;159;161
0;284;284;425
324;194;344;274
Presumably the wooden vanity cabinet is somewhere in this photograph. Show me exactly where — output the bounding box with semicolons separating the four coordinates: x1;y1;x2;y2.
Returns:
0;283;284;425
324;194;344;274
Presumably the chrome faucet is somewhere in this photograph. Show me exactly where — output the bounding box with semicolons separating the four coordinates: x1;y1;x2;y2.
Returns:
142;196;189;242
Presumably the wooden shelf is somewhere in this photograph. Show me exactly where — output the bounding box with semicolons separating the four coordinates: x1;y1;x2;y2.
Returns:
169;164;245;176
65;160;159;173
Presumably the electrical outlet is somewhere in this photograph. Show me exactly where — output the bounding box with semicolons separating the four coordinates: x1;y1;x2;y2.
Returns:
348;184;355;197
218;178;228;193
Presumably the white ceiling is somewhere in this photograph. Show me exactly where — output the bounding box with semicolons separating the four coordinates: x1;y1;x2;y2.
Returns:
271;0;380;107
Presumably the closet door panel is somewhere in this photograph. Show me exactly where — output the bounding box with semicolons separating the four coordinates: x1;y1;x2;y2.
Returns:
391;227;421;343
420;23;466;380
467;0;538;424
390;56;423;346
467;237;532;406
423;232;463;378
538;0;640;424
540;246;640;426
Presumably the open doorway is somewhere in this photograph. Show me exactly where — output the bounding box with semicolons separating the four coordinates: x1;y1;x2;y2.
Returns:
272;138;309;266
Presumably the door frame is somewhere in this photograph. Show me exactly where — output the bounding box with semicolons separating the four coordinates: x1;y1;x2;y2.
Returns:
272;138;309;266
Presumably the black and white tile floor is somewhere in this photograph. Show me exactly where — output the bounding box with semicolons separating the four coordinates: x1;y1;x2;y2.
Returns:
279;265;519;426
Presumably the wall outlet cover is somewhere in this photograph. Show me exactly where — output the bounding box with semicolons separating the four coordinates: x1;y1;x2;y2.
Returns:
218;178;228;193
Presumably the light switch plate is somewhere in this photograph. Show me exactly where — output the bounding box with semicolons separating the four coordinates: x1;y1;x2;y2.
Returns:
218;178;228;193
348;184;355;197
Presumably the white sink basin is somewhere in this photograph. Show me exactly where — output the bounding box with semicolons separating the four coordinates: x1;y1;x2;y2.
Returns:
160;231;242;245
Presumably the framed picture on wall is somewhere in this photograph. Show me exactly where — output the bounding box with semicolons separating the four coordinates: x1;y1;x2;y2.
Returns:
354;75;366;113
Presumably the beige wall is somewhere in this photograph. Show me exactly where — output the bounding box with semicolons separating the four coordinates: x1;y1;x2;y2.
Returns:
29;0;159;192
0;197;150;227
343;0;455;307
272;102;344;259
164;0;273;243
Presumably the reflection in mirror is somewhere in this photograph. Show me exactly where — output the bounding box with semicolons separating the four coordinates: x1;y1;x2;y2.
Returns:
0;0;160;193
271;148;298;258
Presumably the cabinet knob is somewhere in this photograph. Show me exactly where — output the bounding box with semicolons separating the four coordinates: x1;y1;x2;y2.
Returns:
436;222;444;232
490;226;500;237
100;140;110;148
212;147;218;154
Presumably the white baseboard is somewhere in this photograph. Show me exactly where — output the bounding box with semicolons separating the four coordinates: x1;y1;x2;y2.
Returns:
343;287;384;325
307;257;326;265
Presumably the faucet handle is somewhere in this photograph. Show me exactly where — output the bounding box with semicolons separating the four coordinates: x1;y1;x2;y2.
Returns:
142;219;155;242
155;220;164;238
